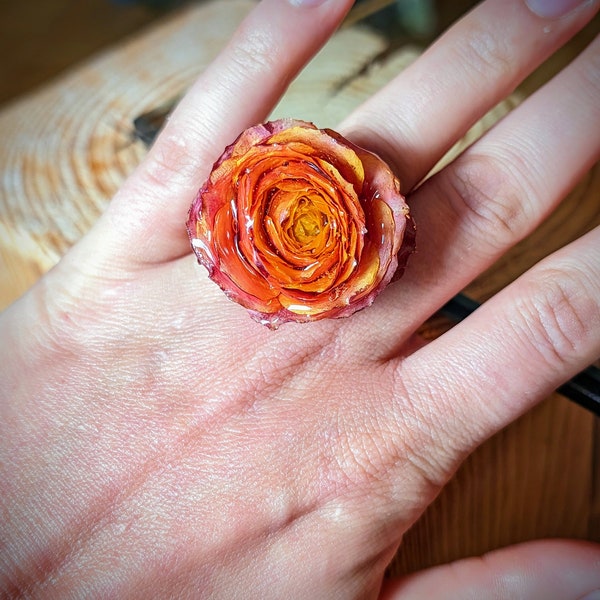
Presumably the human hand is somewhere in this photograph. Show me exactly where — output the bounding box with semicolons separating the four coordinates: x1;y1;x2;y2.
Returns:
1;0;599;598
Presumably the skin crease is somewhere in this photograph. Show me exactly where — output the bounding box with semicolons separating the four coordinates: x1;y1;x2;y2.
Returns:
1;0;599;598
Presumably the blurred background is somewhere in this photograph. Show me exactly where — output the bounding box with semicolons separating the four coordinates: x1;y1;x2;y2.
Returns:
0;0;484;107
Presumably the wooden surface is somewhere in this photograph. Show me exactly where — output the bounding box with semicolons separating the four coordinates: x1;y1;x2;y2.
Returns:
1;0;598;576
0;0;167;107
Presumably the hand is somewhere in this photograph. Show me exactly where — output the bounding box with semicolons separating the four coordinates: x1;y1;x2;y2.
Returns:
1;0;599;598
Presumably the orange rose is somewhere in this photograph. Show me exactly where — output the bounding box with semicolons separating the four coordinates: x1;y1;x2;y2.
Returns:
187;119;415;327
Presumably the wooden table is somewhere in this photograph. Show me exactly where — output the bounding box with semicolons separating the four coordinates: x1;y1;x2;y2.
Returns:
1;0;598;576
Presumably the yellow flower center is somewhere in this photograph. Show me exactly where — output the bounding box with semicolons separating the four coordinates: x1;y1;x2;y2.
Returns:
291;199;325;243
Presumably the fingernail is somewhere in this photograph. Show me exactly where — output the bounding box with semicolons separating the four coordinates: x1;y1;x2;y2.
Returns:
287;0;328;7
579;591;600;600
525;0;590;19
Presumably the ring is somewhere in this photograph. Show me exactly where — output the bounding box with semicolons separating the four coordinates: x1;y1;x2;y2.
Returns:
187;119;415;328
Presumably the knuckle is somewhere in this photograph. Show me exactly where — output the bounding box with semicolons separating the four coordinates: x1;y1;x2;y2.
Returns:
444;152;530;254
387;364;456;489
516;267;597;370
229;28;281;81
141;132;198;192
453;23;512;82
370;364;456;490
333;404;390;487
323;373;406;493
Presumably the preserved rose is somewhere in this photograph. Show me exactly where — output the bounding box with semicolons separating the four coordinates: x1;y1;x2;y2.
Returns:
187;119;415;328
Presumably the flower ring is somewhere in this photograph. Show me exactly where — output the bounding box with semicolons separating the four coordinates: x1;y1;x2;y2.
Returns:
187;119;415;328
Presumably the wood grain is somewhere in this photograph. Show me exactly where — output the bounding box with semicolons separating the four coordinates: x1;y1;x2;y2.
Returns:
0;0;598;578
391;395;595;574
0;0;165;107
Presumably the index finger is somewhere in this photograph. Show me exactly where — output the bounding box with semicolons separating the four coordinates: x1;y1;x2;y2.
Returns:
96;0;354;266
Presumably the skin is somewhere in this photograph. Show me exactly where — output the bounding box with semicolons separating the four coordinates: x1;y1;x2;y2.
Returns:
1;0;599;597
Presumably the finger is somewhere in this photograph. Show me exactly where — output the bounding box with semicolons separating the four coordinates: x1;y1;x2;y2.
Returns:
340;0;598;193
391;225;600;489
349;29;600;356
95;0;354;266
380;539;600;600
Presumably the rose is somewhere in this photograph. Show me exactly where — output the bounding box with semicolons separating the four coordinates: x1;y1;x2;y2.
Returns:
187;119;415;327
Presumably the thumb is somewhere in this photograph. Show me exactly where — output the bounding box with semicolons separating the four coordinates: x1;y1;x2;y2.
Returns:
380;539;600;600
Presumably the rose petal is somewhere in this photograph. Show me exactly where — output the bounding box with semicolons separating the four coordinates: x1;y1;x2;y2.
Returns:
187;119;415;328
